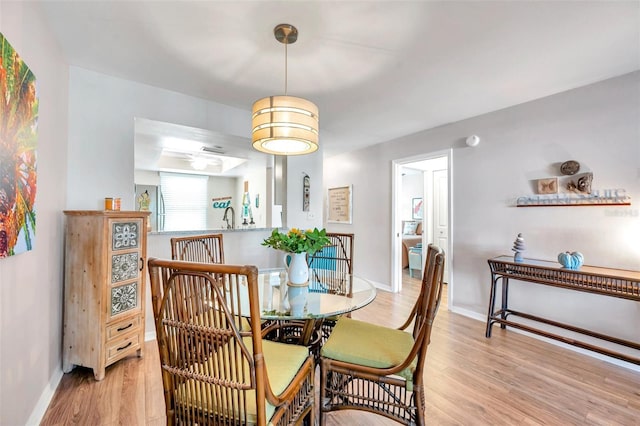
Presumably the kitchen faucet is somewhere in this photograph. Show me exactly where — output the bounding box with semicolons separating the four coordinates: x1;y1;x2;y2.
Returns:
222;206;235;230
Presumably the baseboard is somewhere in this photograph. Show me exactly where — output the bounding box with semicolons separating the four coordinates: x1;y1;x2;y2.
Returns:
25;367;64;425
449;306;640;373
449;305;485;322
370;280;392;292
145;330;156;341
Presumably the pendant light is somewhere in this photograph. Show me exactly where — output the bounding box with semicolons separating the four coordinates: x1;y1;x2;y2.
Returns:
252;24;319;155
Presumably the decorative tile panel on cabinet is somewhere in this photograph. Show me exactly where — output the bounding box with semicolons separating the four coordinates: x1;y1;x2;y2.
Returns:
62;210;150;380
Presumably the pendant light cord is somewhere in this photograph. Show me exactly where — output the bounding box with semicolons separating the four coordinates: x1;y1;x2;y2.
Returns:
284;41;288;95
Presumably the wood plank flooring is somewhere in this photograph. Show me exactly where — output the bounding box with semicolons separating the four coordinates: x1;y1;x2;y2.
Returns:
41;270;640;425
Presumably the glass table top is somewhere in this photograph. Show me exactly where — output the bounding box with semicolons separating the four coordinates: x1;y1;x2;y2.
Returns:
234;268;377;320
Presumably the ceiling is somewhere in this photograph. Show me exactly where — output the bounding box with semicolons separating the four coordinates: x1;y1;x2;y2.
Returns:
134;117;270;176
37;1;639;159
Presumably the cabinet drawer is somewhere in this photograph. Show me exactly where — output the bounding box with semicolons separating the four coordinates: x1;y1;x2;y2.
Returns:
106;316;141;340
106;333;141;365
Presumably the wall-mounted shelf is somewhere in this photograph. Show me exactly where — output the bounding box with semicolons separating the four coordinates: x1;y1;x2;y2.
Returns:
516;194;631;207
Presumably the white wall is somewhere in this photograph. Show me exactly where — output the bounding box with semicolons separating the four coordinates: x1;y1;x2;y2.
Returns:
286;153;324;230
67;67;250;211
325;72;640;364
0;3;70;425
323;146;393;288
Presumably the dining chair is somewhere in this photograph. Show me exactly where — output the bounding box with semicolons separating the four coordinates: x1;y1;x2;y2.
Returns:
308;232;354;341
148;258;315;426
319;244;445;426
308;232;354;287
170;233;225;263
170;233;228;316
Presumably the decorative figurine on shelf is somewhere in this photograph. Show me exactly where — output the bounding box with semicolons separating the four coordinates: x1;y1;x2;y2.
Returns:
241;180;255;228
558;251;584;269
567;172;593;194
512;233;526;262
560;160;580;176
137;190;150;211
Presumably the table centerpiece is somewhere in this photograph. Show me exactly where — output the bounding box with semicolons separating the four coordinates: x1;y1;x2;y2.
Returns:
262;228;331;315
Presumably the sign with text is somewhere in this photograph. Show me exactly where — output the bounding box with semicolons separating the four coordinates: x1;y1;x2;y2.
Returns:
328;185;353;224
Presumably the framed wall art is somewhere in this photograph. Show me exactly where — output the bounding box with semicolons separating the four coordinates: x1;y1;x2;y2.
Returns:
536;177;558;194
412;197;423;220
327;185;352;224
0;32;39;258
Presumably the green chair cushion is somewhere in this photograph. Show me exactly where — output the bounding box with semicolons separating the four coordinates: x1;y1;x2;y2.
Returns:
260;338;310;395
321;317;417;389
175;336;309;424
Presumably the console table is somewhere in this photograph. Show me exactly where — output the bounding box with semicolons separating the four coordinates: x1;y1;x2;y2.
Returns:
486;256;640;365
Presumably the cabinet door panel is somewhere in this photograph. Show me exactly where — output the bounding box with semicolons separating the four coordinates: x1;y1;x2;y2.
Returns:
111;252;140;283
110;281;138;316
111;220;141;250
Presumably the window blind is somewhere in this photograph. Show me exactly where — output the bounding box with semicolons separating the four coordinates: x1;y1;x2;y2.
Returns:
160;172;207;231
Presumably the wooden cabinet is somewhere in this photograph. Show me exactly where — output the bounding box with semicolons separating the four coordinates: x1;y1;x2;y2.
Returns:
62;210;150;380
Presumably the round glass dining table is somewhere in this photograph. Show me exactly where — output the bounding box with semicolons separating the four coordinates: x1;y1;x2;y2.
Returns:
256;268;377;320
236;268;377;350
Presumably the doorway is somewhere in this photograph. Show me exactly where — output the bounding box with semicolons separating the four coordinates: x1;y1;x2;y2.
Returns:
392;150;452;297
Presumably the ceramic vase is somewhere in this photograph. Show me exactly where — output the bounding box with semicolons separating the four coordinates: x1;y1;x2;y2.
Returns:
283;252;309;316
286;284;309;316
283;252;309;285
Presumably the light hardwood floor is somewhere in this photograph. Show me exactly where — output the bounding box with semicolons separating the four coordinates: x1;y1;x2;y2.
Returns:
42;270;640;425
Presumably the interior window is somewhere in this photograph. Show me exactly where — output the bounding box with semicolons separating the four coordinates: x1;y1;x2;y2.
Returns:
160;172;207;231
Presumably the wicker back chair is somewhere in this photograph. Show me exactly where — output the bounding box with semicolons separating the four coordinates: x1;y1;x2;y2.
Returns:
308;233;354;340
148;258;315;426
319;244;445;426
308;232;354;287
170;233;225;264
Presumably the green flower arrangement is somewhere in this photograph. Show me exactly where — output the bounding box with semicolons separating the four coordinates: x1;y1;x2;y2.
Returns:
262;228;331;255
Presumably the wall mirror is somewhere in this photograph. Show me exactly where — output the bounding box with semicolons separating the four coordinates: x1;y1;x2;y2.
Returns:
134;118;283;232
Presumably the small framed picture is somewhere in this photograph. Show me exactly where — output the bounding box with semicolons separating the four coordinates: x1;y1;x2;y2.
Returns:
327;185;353;224
412;197;423;220
537;177;558;194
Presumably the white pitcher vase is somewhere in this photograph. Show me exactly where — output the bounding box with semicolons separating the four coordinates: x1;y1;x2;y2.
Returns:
283;252;310;316
283;252;309;285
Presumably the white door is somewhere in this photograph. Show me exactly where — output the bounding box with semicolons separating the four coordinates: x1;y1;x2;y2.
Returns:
433;169;449;282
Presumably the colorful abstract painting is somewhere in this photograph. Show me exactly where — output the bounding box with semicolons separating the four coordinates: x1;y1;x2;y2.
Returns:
0;33;38;258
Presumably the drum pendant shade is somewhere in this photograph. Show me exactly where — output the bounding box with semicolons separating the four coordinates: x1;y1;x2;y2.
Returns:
252;95;319;155
251;24;319;156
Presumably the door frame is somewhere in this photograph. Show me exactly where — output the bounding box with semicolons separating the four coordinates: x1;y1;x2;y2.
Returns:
391;149;453;298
